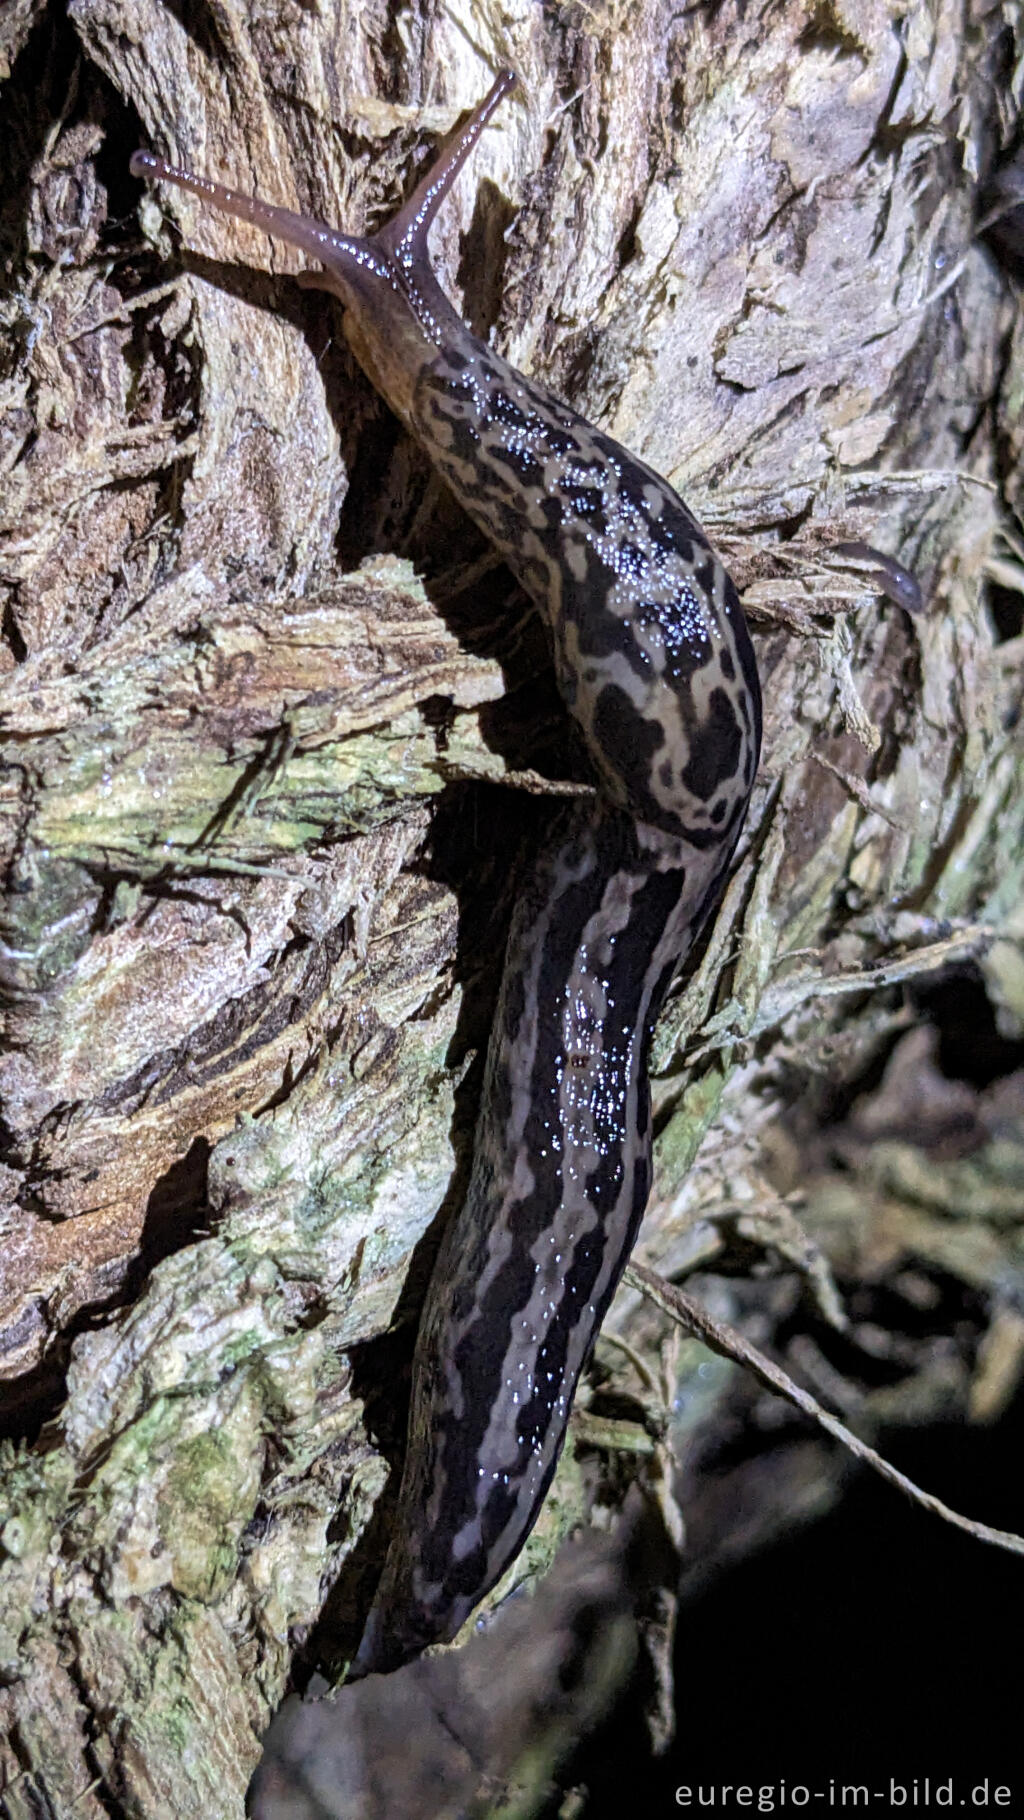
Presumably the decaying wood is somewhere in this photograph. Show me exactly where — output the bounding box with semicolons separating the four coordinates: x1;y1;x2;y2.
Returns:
1;0;1022;1813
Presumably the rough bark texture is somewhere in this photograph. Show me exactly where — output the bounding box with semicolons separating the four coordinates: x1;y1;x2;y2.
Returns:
1;0;1022;1814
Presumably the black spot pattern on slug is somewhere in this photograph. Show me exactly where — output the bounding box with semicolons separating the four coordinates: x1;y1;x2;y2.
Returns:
546;424;581;456
489;441;546;489
563;487;609;535
491;389;534;432
681;687;744;802
442;409;481;469
592;682;666;807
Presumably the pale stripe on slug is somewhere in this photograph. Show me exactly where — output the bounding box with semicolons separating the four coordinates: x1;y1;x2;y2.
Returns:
132;68;761;1677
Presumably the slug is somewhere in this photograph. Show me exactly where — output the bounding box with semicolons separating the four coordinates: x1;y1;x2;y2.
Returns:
832;541;924;616
132;68;762;1676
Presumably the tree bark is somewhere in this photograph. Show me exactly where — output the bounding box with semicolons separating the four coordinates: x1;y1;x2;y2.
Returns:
1;1;1022;1813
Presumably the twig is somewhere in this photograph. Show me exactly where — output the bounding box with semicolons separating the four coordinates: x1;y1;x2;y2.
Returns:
625;1261;1024;1559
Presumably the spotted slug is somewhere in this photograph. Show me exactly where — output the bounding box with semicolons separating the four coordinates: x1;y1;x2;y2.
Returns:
132;68;761;1676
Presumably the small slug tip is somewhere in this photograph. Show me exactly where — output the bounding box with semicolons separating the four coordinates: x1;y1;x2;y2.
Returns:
833;540;924;616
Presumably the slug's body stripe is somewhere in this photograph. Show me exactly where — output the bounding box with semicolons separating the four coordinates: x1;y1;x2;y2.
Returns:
132;69;761;1676
384;800;734;1659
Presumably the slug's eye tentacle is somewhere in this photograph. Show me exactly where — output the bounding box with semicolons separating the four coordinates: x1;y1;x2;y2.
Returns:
128;147;368;271
833;540;924;615
132;72;761;1677
378;68;518;264
130;69;517;279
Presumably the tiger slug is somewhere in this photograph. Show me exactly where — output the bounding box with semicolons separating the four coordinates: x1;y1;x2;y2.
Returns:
132;68;762;1676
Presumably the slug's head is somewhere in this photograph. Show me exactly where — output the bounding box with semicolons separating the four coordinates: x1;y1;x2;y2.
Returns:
130;71;518;427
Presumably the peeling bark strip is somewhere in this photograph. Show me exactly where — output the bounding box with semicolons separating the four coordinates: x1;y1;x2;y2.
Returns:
1;4;1022;1814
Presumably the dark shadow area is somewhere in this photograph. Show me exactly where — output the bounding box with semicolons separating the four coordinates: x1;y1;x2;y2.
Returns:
980;140;1024;280
0;1137;212;1445
133;1134;212;1279
0;1351;70;1448
913;970;1024;1089
1;0;163;282
987;579;1024;650
458;174;516;345
553;1385;1024;1810
299;1313;417;1689
0;1;73;271
776;959;1024;1138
